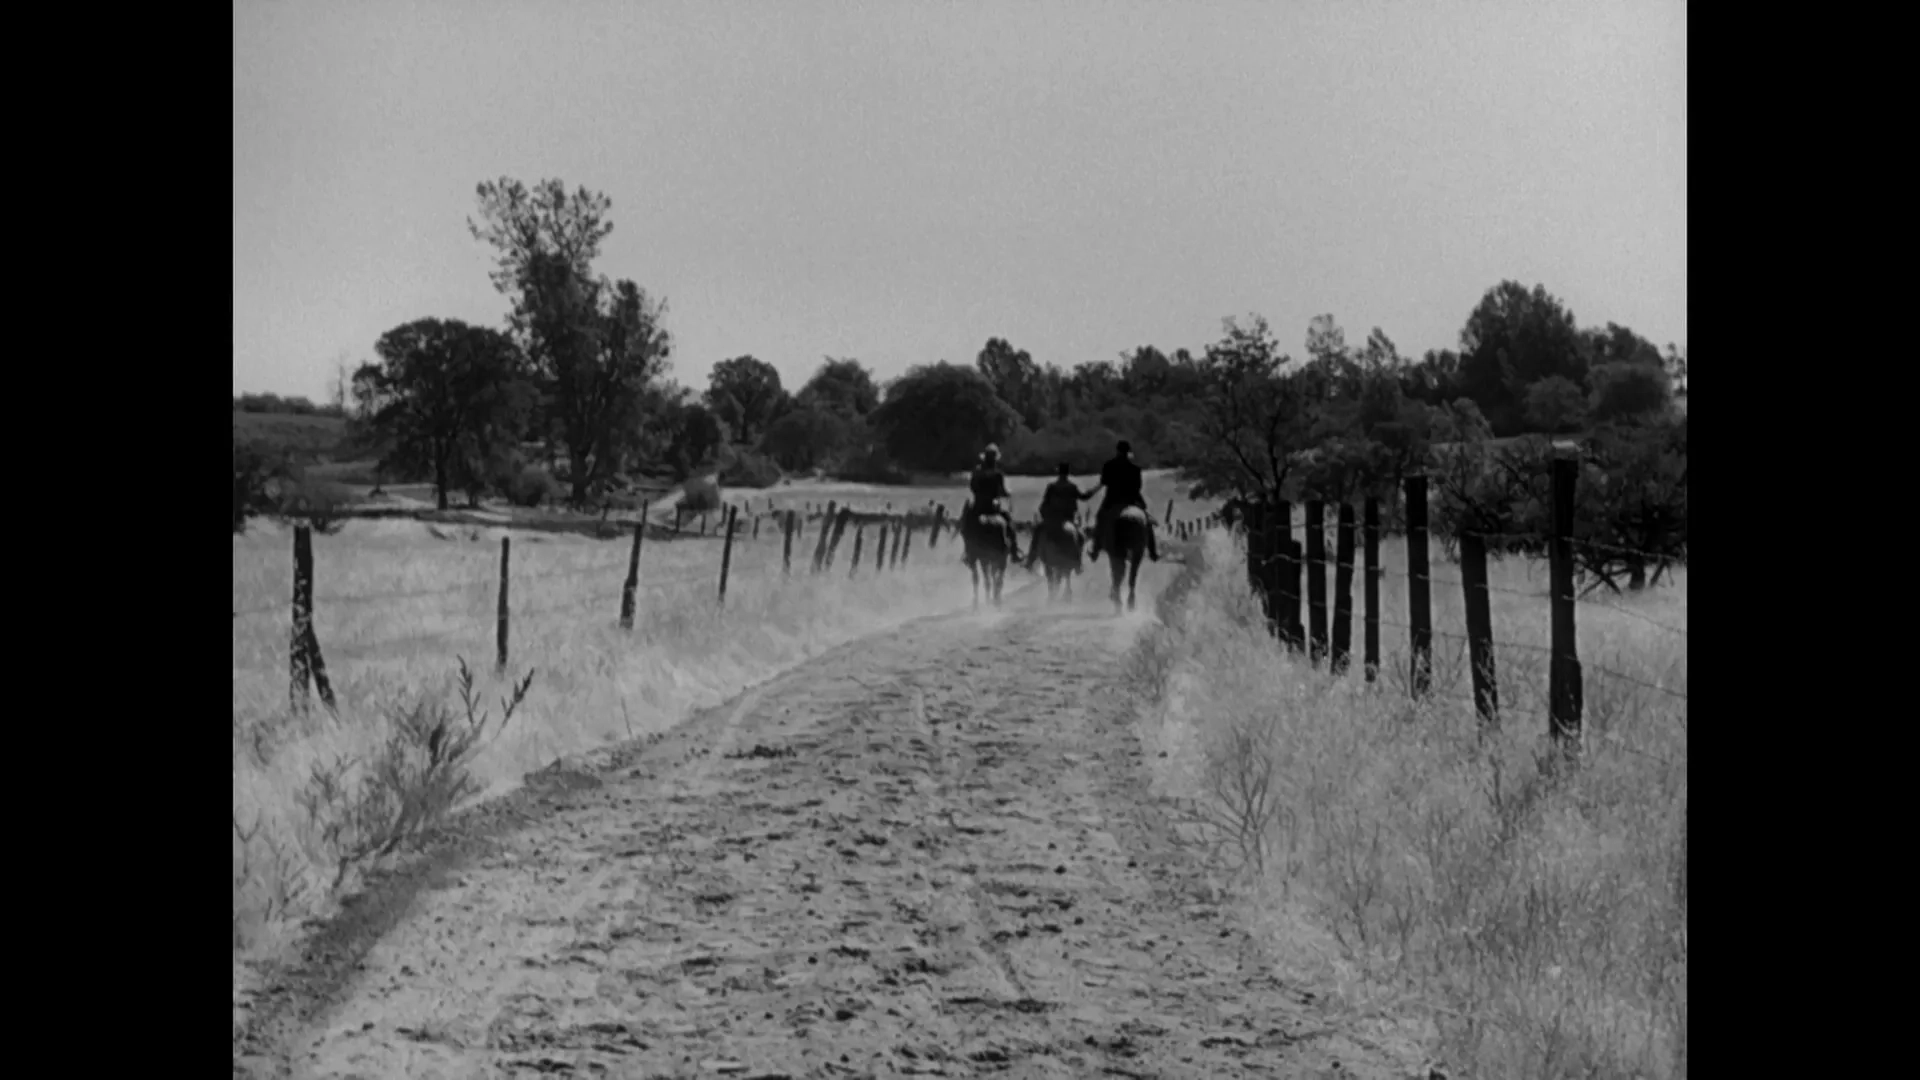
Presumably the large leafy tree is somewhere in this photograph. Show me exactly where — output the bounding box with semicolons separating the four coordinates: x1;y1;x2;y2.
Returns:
355;318;532;510
706;355;787;446
1181;315;1323;504
795;357;880;419
868;362;1020;473
1455;280;1584;436
975;338;1049;431
468;177;672;503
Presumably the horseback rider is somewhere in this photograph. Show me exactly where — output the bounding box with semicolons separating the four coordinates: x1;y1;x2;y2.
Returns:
964;444;1024;564
1085;440;1159;563
1023;462;1093;571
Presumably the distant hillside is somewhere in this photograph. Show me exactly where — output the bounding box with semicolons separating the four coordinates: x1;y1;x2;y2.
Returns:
232;409;353;461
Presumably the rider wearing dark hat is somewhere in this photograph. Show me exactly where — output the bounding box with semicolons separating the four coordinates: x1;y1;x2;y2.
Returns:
1085;439;1159;563
1024;462;1093;572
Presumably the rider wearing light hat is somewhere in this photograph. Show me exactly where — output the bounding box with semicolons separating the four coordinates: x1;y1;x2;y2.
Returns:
965;443;1023;564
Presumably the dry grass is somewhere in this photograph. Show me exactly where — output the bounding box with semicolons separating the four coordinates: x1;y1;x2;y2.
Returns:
1130;528;1687;1079
232;514;986;963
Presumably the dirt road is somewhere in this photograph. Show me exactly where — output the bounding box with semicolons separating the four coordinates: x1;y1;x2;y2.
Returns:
236;583;1403;1079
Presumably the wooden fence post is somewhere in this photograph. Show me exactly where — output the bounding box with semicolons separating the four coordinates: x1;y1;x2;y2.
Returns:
620;504;648;630
1405;476;1432;697
1548;456;1583;752
1306;500;1329;666
929;504;947;548
288;524;335;714
886;519;902;569
1460;527;1498;729
1331;502;1356;675
825;507;853;570
873;521;888;574
496;535;511;673
674;505;683;533
849;523;865;579
1274;500;1303;653
782;509;796;577
811;502;835;573
1164;499;1174;531
718;505;738;605
1363;496;1381;682
901;521;913;567
753;515;761;541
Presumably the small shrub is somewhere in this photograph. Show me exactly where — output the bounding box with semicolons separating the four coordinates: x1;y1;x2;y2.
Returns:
295;660;534;893
503;465;560;508
718;448;782;489
680;474;722;513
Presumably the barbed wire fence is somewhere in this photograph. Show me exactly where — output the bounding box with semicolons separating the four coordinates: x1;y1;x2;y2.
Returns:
239;493;1230;718
1231;459;1686;759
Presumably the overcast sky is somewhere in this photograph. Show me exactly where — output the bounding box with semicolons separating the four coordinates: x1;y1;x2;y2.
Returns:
233;1;1686;403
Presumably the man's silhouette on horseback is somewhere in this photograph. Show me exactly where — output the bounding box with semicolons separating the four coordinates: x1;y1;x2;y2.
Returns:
1024;462;1093;572
1086;440;1159;564
963;444;1023;564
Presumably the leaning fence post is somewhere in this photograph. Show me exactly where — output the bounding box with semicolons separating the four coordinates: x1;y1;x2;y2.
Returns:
888;518;904;569
620;503;648;630
289;525;333;714
1406;476;1432;697
1548;455;1583;752
873;520;888;574
825;507;853;570
1461;527;1498;729
1306;500;1329;666
782;509;797;577
1332;501;1356;675
718;505;738;605
496;535;511;673
929;504;947;548
811;503;835;573
1363;496;1381;682
849;523;865;579
900;521;913;567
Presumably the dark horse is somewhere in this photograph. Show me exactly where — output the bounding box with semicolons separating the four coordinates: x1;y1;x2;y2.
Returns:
961;500;1011;609
1032;520;1086;603
1103;506;1151;612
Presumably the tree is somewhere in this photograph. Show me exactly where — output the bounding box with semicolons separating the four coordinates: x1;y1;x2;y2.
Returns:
647;388;728;481
868;362;1021;473
706;355;787;446
761;407;850;473
1181;315;1322;504
976;338;1049;430
1456;281;1585;436
795;357;880;419
1523;375;1590;434
469;177;673;503
358;318;532;510
1588;361;1673;424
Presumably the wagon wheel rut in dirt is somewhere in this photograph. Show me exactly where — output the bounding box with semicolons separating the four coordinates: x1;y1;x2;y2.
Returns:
267;600;1399;1079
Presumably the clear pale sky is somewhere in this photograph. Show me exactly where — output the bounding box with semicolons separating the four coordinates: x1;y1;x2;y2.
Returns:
233;1;1686;404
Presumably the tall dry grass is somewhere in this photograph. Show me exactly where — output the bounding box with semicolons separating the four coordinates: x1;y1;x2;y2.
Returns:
1130;528;1686;1079
232;515;987;962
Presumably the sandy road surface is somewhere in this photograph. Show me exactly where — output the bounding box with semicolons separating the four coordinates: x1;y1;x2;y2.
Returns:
237;583;1401;1080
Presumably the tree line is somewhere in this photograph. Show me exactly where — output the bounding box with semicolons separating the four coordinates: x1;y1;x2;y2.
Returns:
235;173;1687;571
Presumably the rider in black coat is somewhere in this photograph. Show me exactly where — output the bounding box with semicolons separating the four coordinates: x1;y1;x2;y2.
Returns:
1023;462;1094;571
1085;440;1159;562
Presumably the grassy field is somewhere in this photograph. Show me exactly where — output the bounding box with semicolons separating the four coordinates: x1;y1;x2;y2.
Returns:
1127;530;1687;1078
232;510;994;961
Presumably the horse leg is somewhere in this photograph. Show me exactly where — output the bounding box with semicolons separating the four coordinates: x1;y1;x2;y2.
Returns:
1128;548;1143;611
